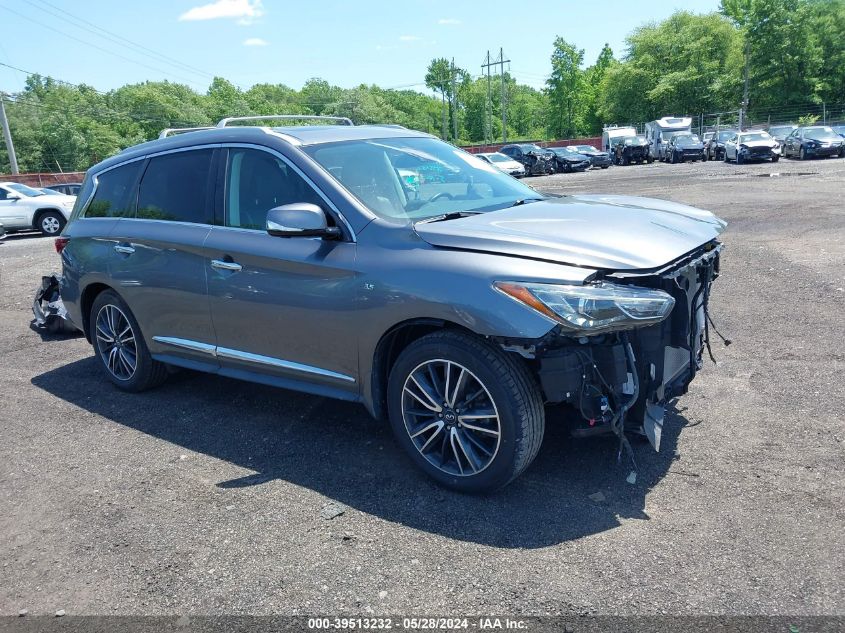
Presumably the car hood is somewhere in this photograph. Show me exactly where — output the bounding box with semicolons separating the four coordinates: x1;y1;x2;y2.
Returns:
558;155;589;162
24;194;75;206
414;195;726;271
806;136;843;144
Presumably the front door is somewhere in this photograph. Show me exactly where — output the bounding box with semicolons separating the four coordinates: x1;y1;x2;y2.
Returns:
0;185;27;229
204;146;360;397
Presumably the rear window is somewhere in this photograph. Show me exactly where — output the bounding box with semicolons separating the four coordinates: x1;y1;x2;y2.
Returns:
85;161;144;218
137;149;214;223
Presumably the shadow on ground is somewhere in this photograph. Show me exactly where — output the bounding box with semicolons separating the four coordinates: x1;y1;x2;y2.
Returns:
32;356;690;548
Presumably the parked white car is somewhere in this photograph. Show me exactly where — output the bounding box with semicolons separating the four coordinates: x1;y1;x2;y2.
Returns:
0;182;76;235
476;152;526;177
723;131;781;163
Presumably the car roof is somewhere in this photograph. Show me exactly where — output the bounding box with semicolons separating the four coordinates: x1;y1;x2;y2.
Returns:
94;124;434;174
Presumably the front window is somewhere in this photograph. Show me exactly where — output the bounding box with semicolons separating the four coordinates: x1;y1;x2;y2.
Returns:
717;131;735;142
305;137;541;222
7;183;45;197
224;148;325;230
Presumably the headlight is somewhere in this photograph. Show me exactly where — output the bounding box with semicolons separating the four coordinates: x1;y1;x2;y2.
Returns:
494;281;675;335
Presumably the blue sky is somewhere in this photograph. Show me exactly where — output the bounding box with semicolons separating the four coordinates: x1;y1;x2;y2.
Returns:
0;0;721;95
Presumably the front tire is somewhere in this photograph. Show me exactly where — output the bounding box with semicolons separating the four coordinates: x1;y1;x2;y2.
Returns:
37;211;66;236
387;331;545;492
90;290;168;392
799;146;806;160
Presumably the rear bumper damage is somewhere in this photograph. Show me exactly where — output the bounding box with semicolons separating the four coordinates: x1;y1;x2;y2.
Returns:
508;242;724;455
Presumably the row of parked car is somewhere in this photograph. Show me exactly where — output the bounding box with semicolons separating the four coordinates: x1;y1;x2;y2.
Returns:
476;143;616;177
474;123;845;177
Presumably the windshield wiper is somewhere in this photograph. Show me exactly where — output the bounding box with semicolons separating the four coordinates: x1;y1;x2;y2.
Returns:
509;198;543;208
415;211;480;225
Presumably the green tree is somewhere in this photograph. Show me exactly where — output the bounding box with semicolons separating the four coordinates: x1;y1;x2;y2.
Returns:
546;37;585;139
425;58;452;140
597;12;743;124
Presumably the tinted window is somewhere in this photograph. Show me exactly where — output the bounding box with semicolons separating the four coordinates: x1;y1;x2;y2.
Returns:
225;148;323;230
0;188;8;201
137;149;214;223
85;161;144;218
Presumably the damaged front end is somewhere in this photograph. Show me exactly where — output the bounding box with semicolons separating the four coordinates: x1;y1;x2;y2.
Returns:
496;241;725;460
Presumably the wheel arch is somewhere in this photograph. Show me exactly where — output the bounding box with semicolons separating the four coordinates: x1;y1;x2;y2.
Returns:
32;207;65;227
369;318;478;420
80;282;117;343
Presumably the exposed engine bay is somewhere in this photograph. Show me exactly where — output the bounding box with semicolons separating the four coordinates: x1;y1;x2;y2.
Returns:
497;241;726;463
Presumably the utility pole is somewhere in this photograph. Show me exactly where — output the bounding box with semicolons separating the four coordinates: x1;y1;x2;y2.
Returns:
739;40;749;131
0;93;19;175
499;47;510;143
481;51;494;146
451;58;458;142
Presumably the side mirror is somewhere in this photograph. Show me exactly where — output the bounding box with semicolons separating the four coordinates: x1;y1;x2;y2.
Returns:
266;203;341;239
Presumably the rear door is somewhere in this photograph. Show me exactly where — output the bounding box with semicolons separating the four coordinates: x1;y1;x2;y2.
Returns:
204;145;359;396
107;147;220;370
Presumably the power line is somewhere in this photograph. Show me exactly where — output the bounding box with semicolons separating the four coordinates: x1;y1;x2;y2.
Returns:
27;0;216;81
0;3;207;89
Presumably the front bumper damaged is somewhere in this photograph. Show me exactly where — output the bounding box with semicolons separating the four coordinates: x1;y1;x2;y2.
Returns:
527;243;724;454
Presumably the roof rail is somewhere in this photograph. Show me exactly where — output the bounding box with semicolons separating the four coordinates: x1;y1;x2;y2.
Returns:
158;126;215;139
216;115;354;128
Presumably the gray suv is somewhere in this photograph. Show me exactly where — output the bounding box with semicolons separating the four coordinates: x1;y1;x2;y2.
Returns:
59;116;726;492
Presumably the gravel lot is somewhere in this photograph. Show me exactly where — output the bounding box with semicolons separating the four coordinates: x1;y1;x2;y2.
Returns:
1;156;843;617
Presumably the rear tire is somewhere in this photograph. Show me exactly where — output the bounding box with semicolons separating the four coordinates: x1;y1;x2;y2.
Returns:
387;331;545;493
89;290;168;392
771;155;780;163
37;211;65;236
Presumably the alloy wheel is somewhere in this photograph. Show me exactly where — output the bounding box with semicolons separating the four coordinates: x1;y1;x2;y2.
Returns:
95;304;137;381
401;359;501;477
41;215;62;234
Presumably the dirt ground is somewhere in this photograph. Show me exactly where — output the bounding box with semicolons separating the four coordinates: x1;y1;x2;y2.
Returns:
1;156;843;616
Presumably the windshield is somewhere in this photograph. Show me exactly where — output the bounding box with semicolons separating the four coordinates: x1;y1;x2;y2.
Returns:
486;153;511;163
305;137;542;222
833;125;845;135
739;132;772;142
674;134;700;146
521;144;546;154
769;126;795;136
716;131;735;142
552;147;579;156
7;183;45;197
573;145;597;153
804;126;840;140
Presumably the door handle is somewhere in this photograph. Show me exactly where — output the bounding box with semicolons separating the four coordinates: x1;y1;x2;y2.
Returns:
114;244;135;255
211;259;242;272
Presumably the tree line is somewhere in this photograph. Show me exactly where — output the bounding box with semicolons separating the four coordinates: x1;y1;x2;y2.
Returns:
1;0;843;174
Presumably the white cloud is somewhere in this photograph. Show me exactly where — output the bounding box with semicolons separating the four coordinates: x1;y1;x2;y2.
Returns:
438;18;461;25
399;35;422;42
243;37;268;46
179;0;264;22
